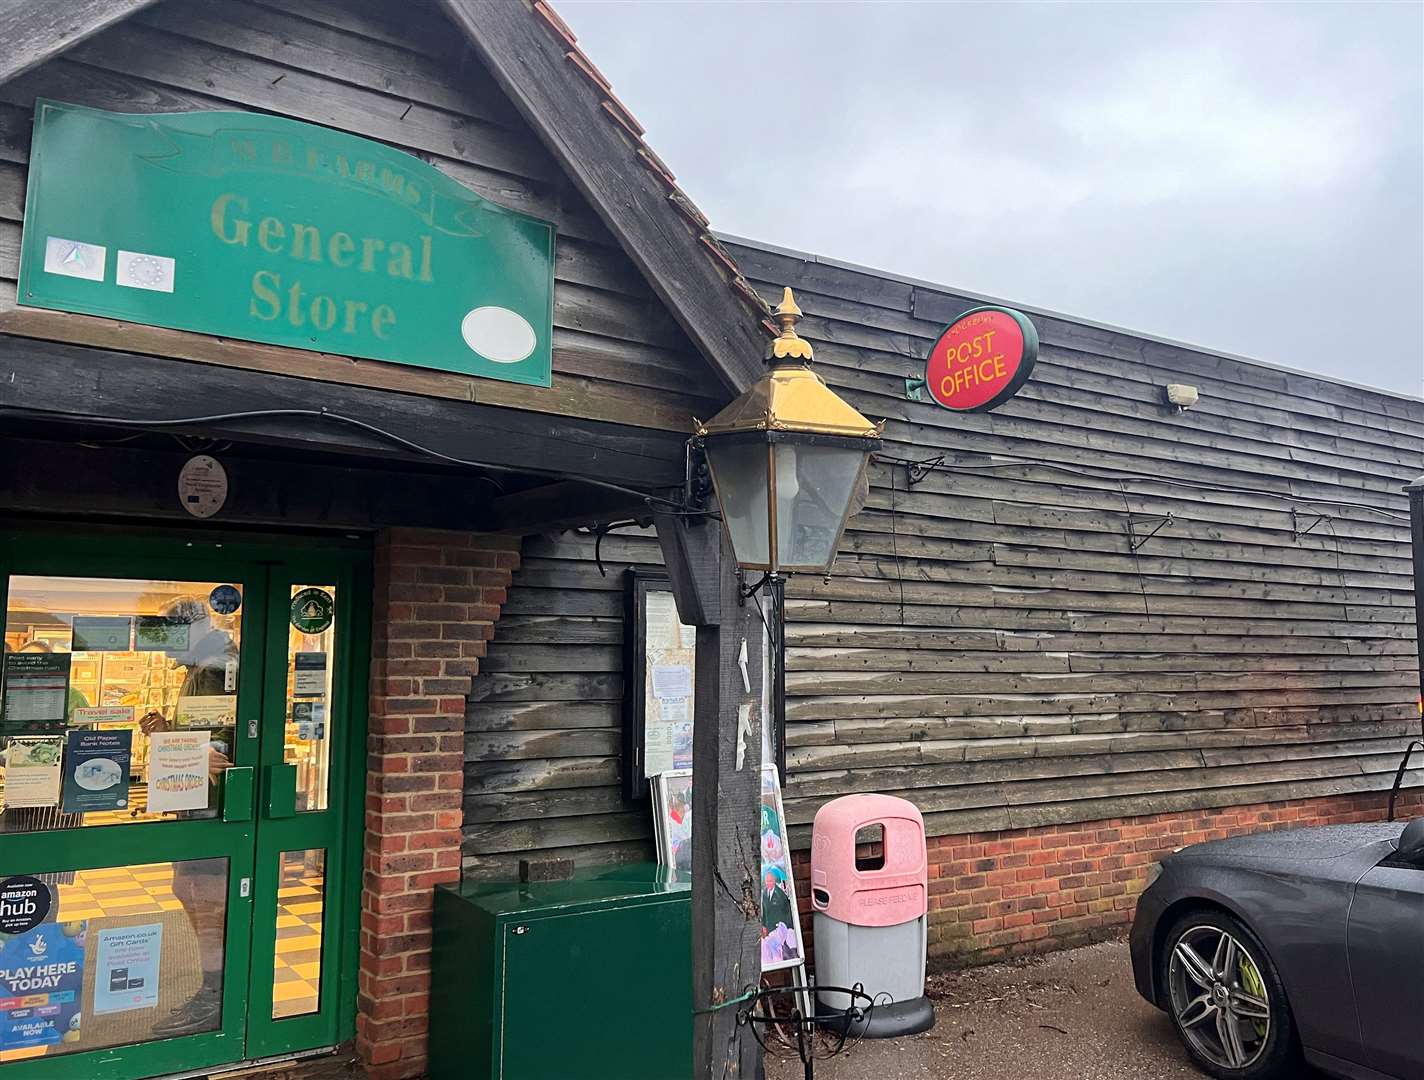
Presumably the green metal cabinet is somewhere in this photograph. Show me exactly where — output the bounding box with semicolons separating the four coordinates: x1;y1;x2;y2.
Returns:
430;864;691;1080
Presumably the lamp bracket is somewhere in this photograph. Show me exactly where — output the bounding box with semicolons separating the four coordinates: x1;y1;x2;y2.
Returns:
737;570;778;606
1291;508;1330;540
1125;512;1173;551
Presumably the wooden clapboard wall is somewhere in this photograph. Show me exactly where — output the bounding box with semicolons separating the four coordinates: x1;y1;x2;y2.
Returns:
0;0;727;432
722;238;1424;842
461;243;1422;873
464;527;666;879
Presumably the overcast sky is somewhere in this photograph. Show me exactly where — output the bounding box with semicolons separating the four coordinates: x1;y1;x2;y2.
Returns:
561;1;1423;397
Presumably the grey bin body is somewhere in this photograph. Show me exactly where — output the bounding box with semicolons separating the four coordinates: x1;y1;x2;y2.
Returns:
811;794;936;1038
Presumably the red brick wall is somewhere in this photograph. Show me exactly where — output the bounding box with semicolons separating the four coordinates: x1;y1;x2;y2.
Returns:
357;528;520;1080
793;789;1424;969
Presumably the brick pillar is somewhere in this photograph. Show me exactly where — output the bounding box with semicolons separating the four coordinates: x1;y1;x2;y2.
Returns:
357;528;520;1079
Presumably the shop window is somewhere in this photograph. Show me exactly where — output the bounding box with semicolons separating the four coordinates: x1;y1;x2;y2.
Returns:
1;576;241;830
0;857;229;1063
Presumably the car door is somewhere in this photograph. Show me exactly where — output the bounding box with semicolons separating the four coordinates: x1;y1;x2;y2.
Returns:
1347;852;1424;1078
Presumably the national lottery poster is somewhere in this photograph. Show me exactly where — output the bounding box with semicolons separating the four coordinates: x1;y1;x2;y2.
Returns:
0;920;87;1051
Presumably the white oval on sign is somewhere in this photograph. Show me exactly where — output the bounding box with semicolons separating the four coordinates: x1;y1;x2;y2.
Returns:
461;306;537;364
178;455;228;519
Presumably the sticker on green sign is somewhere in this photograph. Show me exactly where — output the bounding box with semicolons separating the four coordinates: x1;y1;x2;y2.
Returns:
290;589;335;634
17;100;555;386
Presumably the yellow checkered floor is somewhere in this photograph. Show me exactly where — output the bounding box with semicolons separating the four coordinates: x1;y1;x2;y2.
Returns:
56;859;325;1020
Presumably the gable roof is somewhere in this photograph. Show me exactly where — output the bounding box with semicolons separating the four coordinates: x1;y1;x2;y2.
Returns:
0;0;771;394
0;0;160;86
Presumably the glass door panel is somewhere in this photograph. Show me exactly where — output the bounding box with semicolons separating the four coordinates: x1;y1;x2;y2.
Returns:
2;577;243;829
272;850;325;1020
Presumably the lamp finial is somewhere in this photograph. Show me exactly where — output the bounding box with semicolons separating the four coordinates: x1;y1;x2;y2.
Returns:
768;286;813;364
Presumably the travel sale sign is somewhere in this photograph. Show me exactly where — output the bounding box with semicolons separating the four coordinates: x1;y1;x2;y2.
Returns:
17;100;555;386
923;306;1038;413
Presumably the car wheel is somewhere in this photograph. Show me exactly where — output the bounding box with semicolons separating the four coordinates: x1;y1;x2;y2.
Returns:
1160;910;1301;1079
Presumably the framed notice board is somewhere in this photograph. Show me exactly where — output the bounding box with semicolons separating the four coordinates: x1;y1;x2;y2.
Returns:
622;570;785;803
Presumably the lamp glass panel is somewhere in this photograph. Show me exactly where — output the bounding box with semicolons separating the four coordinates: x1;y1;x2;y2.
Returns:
773;441;866;571
706;439;770;568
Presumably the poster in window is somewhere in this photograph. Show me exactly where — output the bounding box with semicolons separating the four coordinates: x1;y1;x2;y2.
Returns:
0;921;86;1051
147;729;210;813
61;728;131;812
1;652;71;732
92;923;162;1014
1;735;63;808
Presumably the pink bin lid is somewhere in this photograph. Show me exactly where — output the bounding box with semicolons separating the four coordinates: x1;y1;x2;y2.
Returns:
810;794;927;927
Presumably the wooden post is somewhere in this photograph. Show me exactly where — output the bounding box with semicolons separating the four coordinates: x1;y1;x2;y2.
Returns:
656;513;765;1080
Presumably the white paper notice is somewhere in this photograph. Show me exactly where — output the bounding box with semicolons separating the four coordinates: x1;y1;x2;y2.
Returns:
644;722;675;777
651;664;692;702
72;705;137;727
2;735;63;808
172;695;235;729
147;729;210;813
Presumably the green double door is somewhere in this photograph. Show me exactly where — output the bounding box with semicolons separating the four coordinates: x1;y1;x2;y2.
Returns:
0;529;369;1080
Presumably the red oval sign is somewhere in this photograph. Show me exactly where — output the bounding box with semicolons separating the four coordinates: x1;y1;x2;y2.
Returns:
924;306;1038;413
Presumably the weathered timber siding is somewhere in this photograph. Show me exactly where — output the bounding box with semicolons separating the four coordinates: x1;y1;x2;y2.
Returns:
463;528;664;878
0;0;726;429
725;238;1424;843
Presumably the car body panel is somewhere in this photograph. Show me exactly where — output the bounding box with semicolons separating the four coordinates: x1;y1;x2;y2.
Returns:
1130;822;1414;1080
1347;863;1424;1078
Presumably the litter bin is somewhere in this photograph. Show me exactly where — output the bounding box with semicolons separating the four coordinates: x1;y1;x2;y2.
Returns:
811;793;935;1037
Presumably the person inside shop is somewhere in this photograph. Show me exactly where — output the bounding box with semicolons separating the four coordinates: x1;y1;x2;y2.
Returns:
137;596;238;1037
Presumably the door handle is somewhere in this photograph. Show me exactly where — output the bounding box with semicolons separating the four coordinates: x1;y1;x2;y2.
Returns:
264;762;298;818
221;766;254;822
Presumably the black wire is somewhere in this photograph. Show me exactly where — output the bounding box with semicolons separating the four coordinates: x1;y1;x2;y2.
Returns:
2;405;692;510
874;453;1410;522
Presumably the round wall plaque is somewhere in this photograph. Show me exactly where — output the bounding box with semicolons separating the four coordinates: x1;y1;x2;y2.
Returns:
178;455;228;519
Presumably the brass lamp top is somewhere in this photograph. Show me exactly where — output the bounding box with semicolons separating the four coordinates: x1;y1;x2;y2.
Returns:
697;288;884;439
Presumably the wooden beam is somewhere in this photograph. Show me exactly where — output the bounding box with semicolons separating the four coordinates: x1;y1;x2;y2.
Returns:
657;518;764;1077
490;480;652;532
0;0;158;86
0;301;704;434
0;334;686;491
654;511;723;629
441;0;766;395
0;435;501;530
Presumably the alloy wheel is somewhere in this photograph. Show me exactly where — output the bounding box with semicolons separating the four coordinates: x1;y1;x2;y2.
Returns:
1167;924;1273;1071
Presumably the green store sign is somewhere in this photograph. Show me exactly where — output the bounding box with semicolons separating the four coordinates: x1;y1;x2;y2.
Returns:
17;100;556;386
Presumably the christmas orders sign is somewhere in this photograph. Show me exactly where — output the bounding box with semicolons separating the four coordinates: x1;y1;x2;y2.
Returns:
0;920;87;1051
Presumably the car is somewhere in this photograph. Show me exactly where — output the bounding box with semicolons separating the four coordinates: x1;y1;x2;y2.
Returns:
1130;817;1424;1080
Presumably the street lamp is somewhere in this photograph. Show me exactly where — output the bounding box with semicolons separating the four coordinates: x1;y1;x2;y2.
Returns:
697;288;883;584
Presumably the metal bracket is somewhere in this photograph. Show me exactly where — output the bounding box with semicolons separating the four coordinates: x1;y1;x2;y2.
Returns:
904;456;945;487
904;376;927;402
1125;513;1173;551
1291;508;1330;539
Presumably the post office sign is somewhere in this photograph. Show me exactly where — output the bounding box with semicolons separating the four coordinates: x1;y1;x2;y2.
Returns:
17;100;556;386
922;305;1038;413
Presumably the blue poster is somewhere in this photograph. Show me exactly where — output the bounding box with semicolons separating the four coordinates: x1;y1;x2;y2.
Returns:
0;921;86;1051
93;923;161;1015
62;728;131;813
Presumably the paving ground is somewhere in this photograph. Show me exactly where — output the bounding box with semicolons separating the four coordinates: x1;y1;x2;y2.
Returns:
763;938;1327;1080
